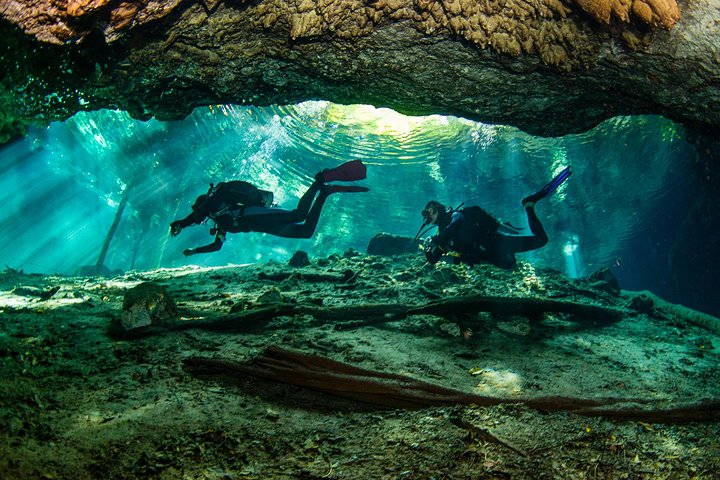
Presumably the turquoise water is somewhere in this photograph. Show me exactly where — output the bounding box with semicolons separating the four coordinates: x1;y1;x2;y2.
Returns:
0;103;701;308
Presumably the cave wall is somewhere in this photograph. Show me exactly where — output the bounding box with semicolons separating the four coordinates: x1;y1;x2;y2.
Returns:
1;0;719;316
1;0;718;143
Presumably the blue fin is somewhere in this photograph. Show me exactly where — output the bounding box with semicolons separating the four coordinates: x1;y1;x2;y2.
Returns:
522;166;572;206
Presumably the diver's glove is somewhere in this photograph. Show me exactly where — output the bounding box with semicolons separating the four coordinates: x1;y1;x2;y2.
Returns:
170;221;183;237
183;248;196;257
423;237;444;265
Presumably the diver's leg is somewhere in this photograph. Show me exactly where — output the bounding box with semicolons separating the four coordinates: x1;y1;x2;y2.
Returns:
318;160;367;182
498;206;549;254
291;179;323;222
525;205;549;248
269;188;330;239
521;166;572;206
265;185;368;238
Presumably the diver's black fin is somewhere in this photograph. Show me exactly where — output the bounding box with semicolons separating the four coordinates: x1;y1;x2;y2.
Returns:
319;160;367;182
326;185;369;194
522;166;572;206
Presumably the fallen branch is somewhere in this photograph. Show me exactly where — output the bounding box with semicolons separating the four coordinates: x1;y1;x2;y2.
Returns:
409;296;625;324
118;294;626;339
301;304;408;324
170;303;405;334
186;304;299;331
184;346;720;423
626;290;720;335
258;270;355;283
181;296;623;333
11;285;60;301
449;415;529;457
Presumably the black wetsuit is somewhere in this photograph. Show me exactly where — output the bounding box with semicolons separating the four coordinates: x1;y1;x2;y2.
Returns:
433;206;548;269
175;180;328;254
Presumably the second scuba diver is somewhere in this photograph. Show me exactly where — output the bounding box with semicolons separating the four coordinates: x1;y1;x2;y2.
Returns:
418;166;572;269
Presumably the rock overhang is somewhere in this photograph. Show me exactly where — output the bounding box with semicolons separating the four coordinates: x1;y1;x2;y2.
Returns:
1;0;718;143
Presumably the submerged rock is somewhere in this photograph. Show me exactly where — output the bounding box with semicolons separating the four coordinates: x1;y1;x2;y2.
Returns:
343;248;362;258
113;282;177;338
288;250;311;268
627;293;654;314
256;288;285;305
587;267;621;296
367;233;419;257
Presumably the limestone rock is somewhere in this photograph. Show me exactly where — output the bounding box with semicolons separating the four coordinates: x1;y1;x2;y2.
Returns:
289;250;311;268
587;267;621;296
1;0;183;44
367;233;419;256
114;282;177;337
573;0;680;28
0;0;718;143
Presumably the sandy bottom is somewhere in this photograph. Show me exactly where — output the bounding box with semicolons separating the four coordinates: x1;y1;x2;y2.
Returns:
1;253;719;479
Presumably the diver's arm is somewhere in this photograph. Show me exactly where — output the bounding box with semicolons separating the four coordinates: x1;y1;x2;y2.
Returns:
434;211;463;247
183;231;225;256
179;212;203;227
171;191;218;236
424;212;463;264
171;211;206;236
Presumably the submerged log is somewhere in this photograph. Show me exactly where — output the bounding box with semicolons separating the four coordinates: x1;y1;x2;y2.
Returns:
409;296;626;323
184;346;720;423
625;290;720;335
116;294;626;338
183;295;625;332
188;304;299;332
258;270;355;283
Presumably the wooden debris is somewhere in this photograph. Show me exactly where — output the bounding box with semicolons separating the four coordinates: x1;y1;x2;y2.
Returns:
626;290;720;335
408;296;626;324
11;285;60;300
125;294;627;338
449;415;529;457
185;345;488;409
184;346;717;422
258;270;356;283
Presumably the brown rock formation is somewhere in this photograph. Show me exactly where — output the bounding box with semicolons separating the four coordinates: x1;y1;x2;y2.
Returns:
2;0;680;46
573;0;679;28
0;0;717;143
1;0;182;44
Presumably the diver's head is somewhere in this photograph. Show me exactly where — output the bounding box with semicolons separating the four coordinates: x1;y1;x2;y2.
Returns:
422;200;446;225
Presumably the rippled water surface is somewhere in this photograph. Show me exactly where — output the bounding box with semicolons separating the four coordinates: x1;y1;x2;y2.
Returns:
0;102;697;291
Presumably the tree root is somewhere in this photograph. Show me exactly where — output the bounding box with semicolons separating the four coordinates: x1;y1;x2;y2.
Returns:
184;346;718;422
625;290;720;335
258;270;355;283
184;345;611;410
167;295;626;335
409;295;625;324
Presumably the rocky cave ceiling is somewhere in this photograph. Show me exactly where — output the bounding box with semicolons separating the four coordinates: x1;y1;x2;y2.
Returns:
0;0;718;143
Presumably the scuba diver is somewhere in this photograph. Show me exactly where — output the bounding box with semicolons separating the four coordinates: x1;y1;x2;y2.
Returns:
417;166;572;269
170;160;369;257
